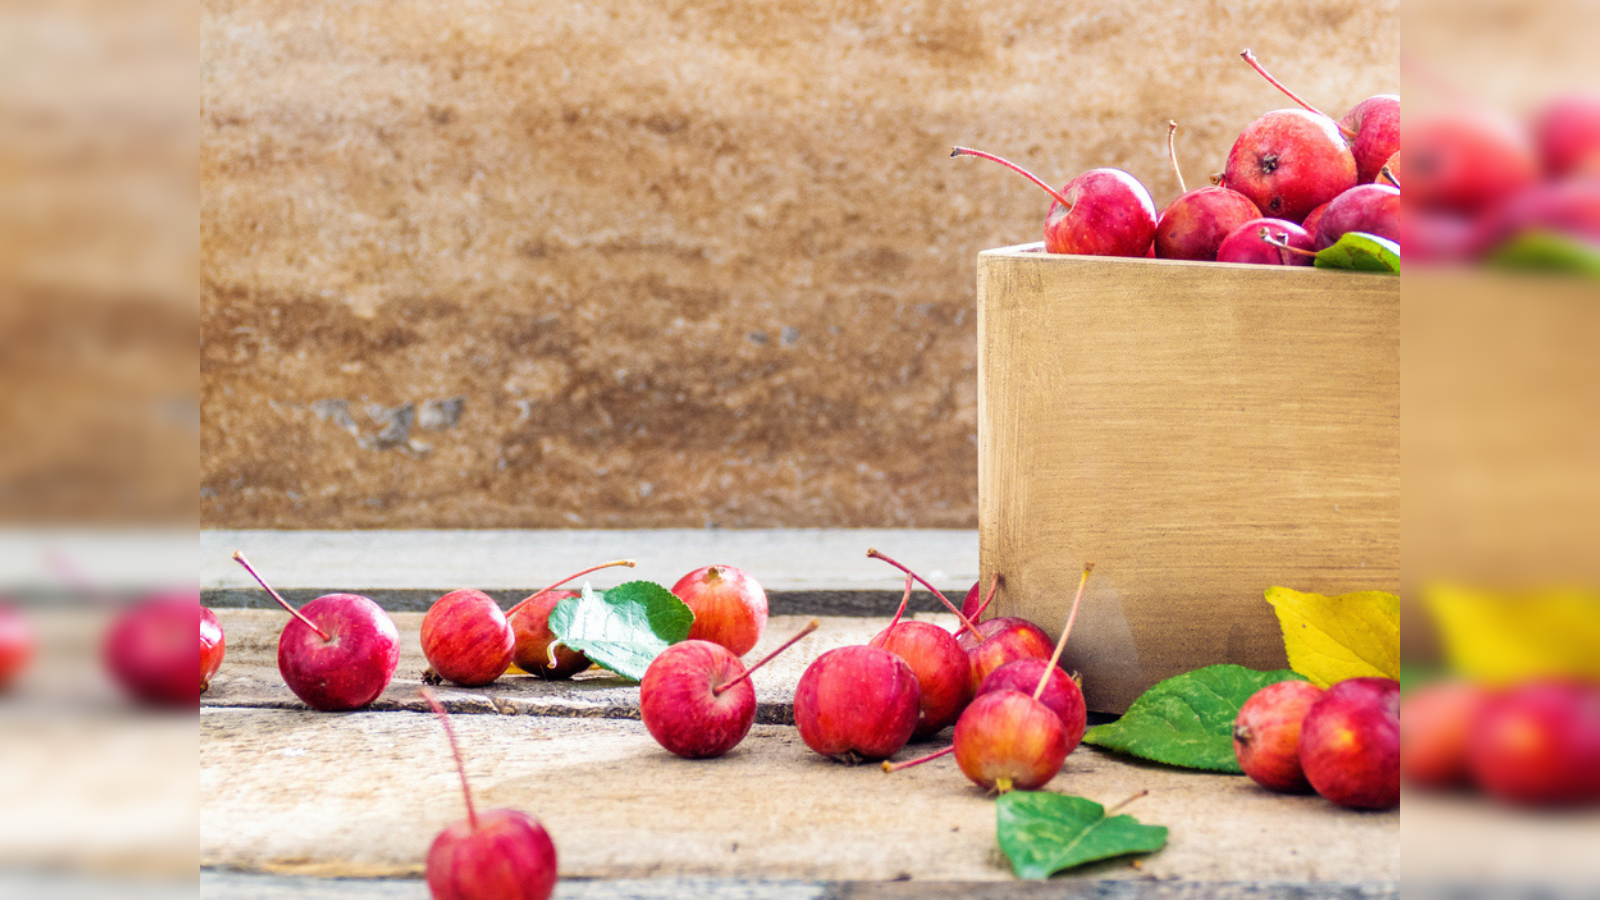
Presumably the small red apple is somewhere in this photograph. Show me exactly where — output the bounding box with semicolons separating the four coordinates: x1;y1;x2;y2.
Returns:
105;592;203;707
1224;109;1358;223
1404;107;1539;215
952;147;1157;257
1533;93;1600;180
977;658;1086;753
957;617;1053;695
1341;95;1401;185
1400;679;1490;790
1313;183;1401;249
422;590;515;688
0;602;36;692
953;689;1068;792
201;606;225;695
1233;680;1324;793
869;589;972;738
509;591;586;679
794;645;921;763
1217;218;1315;266
1298;677;1400;810
671;565;767;658
1468;680;1600;806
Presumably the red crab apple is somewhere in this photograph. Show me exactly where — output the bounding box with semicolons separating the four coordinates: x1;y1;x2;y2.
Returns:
1470;180;1600;256
1224;108;1357;223
422;689;558;900
1468;680;1600;806
0;602;35;692
1400;679;1490;790
1233;680;1324;793
978;658;1087;752
233;552;400;712
504;560;637;680
1405;107;1538;215
1534;93;1600;179
958;617;1053;695
201;606;225;694
795;645;921;763
105;592;204;707
1300;201;1330;241
1217;218;1315;266
671;565;767;658
952;147;1157;257
1314;183;1401;249
960;574;1000;622
422;591;515;688
641;619;818;759
1155;122;1261;261
1402;210;1477;264
1298;677;1400;810
1238;50;1399;188
868;577;972;738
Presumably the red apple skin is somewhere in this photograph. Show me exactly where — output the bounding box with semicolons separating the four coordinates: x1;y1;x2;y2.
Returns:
640;640;755;759
1400;680;1491;790
1314;184;1401;250
0;602;35;692
977;658;1087;753
1233;680;1324;793
960;581;984;621
1224;109;1358;223
1401;209;1478;264
1217;217;1315;266
1044;169;1158;257
1470;181;1600;256
869;620;972;738
427;807;558;900
422;590;516;688
794;645;920;763
278;593;400;712
1468;681;1600;806
953;689;1069;792
105;593;203;707
957;617;1053;695
1405;108;1539;215
1341;95;1401;185
671;566;767;658
200;606;225;695
1298;677;1400;810
1154;187;1261;261
1534;93;1600;179
1300;202;1330;242
509;590;589;679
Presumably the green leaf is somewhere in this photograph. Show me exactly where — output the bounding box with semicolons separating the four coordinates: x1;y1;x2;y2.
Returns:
997;792;1168;880
1314;232;1400;273
1081;665;1306;772
1487;230;1600;277
1265;586;1401;688
547;581;694;682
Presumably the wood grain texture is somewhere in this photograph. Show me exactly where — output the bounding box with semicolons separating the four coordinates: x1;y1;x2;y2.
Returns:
977;245;1399;712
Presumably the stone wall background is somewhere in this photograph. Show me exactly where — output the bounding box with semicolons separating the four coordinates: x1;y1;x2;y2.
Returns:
201;0;1399;528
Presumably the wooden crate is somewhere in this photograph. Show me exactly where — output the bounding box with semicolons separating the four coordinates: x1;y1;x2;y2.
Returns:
976;243;1400;713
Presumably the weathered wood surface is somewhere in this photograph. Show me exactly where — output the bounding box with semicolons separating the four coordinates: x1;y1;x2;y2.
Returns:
977;248;1400;713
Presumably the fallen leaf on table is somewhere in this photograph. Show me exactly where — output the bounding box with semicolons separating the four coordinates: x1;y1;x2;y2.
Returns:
548;581;693;682
997;791;1167;879
1266;586;1400;687
1424;584;1600;683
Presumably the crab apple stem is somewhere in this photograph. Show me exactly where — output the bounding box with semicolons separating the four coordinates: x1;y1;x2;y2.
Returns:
232;551;332;642
887;575;914;630
712;618;820;696
1166;121;1187;194
1034;563;1093;702
506;559;638;617
970;572;1002;621
1105;789;1151;817
865;549;984;642
1239;49;1357;141
1379;165;1399;189
420;688;480;831
881;744;955;773
1260;229;1318;257
43;550;120;607
950;147;1074;210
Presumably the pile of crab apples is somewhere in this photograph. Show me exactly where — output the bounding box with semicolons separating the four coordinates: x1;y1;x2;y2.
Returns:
955;49;1399;265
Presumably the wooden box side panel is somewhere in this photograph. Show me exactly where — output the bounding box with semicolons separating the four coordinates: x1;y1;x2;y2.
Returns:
977;250;1399;712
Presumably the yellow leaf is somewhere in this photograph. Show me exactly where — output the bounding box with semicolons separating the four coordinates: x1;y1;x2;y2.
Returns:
1423;585;1600;684
1264;586;1400;687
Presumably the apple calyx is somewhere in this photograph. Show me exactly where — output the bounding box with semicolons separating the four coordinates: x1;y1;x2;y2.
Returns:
1167;121;1188;194
882;744;955;773
950;147;1074;210
421;687;479;831
1034;563;1093;703
711;617;819;697
1239;49;1358;142
233;551;332;642
505;559;637;618
1260;230;1319;258
866;548;984;641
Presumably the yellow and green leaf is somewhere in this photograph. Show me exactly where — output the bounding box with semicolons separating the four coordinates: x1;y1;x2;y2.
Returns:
1265;586;1400;687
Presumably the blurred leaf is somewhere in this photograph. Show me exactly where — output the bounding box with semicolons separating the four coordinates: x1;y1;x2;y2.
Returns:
1265;586;1401;687
997;792;1168;879
548;581;693;682
1488;230;1600;277
1082;665;1306;772
1314;232;1400;273
1423;585;1600;684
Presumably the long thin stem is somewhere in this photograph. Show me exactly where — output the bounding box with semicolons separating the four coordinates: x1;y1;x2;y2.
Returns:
881;744;954;773
712;618;820;696
1167;121;1187;194
233;551;331;642
970;572;1002;621
1239;50;1357;140
1378;165;1399;189
951;147;1074;210
1105;789;1150;817
1034;564;1093;702
420;688;479;831
1260;230;1318;258
887;575;914;630
865;549;983;641
506;559;637;617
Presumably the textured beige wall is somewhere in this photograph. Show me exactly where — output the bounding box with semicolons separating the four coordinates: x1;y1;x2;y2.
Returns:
201;0;1398;528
